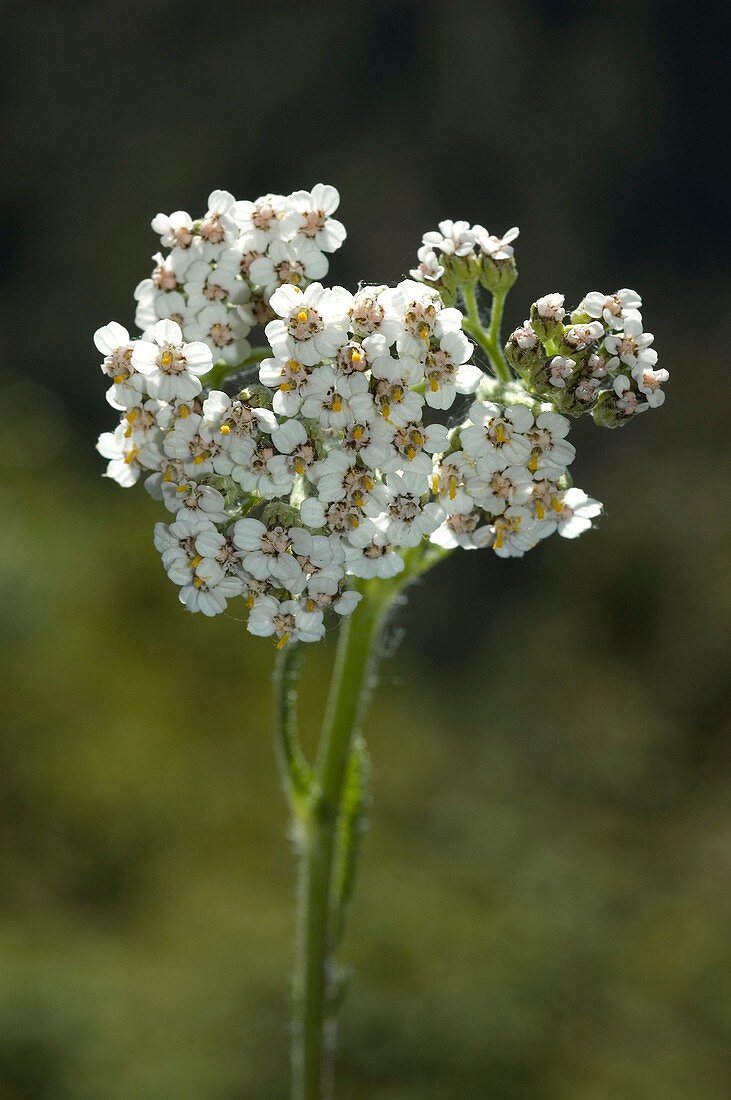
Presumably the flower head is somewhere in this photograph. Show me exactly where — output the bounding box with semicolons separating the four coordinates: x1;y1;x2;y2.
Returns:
95;186;663;643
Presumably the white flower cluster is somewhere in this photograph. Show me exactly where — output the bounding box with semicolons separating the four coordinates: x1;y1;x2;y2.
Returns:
506;288;668;425
134;184;345;369
410;219;520;291
96;195;663;646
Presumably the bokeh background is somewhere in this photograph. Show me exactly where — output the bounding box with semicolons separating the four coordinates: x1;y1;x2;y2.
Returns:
2;1;730;1096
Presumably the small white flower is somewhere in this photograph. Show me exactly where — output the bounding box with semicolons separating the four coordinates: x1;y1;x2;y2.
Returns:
510;321;539;352
580;288;642;328
269;418;317;473
228;436;295;498
382;471;444;547
632;362;669;408
422;220;476;257
203;403;276;473
489;506;537;558
385;421;449;478
344;517;405;579
604;315;656;370
259;353;311;417
194;524;243;577
248;237;329;296
151;209;196;250
430;451;476;515
556;488;602;538
574;376;602;405
563;321;604;351
290;528;345;595
161;480;229;523
333;340;373;377
163;412;220;476
461;401;534;471
184;303;251;366
423;331;481;410
535;293;565;322
185;258;248;312
285;184;347;253
467;464;533;516
613;374;646;417
201;389;277;449
232;192;291;250
232;518;304;589
536;488;603;540
132;319;212;402
179;563;244;616
198;189;237;256
548;355;575;388
247;594;325;645
134;274;189;335
300;497;363;536
369;352;424;426
526;410;576;477
312;450;388;513
382;280;462;359
155;514;220;585
430;510;492;550
300;365;367;430
340;411;395;470
349;286;401;343
266;283;352;367
330;588;363;617
97;422;161;487
409;244;445;283
473;225;519;261
94;321;145;410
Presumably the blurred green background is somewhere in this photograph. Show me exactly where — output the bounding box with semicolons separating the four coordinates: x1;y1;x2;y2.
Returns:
2;1;730;1096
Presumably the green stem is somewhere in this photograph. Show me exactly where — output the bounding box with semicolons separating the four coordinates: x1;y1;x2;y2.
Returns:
292;579;395;1100
273;642;313;815
284;546;450;1099
461;283;512;382
485;289;511;382
461;283;494;363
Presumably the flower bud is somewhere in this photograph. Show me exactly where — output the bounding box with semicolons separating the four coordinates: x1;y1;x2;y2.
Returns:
262;501;301;528
438;255;482;305
529;293;565;348
479;255;518;293
239;384;274;409
591;389;633;429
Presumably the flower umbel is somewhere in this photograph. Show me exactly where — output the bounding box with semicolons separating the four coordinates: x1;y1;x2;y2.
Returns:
95;191;666;643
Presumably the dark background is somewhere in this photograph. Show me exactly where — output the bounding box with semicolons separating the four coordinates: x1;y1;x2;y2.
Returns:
2;1;730;1097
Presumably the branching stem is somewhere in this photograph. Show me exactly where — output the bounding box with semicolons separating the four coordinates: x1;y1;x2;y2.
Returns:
461;282;512;382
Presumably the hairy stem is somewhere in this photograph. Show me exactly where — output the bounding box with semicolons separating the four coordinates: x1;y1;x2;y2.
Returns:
461;283;512;382
461;282;494;364
485;289;511;381
292;579;394;1099
279;546;450;1100
273;642;313;814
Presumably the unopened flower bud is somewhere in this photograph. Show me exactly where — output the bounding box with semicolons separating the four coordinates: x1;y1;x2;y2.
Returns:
591;385;639;429
530;293;565;347
479;254;518;293
261;501;301;528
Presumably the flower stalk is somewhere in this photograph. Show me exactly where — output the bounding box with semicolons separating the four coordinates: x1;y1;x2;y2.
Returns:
276;549;448;1099
460;281;512;382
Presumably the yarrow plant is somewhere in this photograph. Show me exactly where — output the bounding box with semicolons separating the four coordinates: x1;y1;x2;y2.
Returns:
95;186;666;1099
